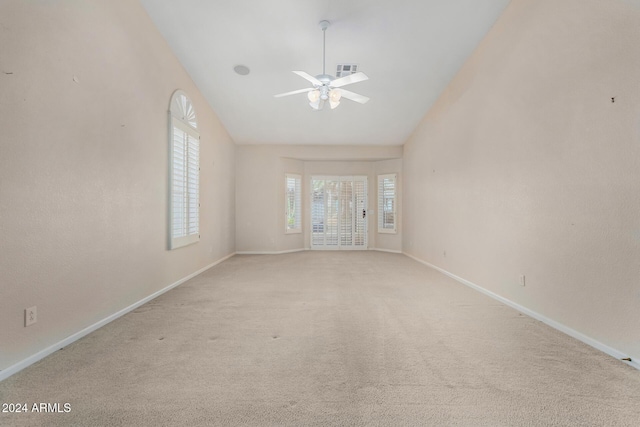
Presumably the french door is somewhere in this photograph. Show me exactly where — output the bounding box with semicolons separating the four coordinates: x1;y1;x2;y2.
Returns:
311;176;367;249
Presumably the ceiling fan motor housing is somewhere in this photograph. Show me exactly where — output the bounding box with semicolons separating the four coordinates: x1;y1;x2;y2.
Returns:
315;74;334;84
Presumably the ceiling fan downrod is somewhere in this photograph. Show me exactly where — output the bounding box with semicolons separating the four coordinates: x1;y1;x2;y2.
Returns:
320;20;329;76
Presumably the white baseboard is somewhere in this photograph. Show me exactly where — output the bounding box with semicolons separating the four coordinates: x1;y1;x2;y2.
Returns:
403;252;640;371
0;252;236;382
370;248;403;254
236;248;307;255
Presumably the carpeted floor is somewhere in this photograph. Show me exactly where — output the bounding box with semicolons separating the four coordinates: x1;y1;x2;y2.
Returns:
1;251;639;426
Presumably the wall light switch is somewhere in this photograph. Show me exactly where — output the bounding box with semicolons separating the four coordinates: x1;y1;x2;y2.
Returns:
519;275;526;287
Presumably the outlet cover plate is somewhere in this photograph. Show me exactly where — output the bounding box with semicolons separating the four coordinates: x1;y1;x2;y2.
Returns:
25;306;37;327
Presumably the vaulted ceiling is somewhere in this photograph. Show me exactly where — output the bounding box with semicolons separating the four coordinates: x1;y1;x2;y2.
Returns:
140;0;511;146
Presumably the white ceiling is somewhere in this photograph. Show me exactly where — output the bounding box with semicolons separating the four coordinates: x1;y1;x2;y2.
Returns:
140;0;511;146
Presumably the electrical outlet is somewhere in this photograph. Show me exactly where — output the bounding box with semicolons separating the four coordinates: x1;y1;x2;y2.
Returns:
519;275;526;287
25;306;37;327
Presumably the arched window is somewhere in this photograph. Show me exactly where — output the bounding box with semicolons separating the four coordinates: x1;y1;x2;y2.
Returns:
169;90;199;249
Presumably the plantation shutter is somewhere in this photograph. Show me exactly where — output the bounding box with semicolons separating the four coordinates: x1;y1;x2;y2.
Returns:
339;178;353;247
311;176;367;249
285;174;301;233
325;178;340;247
172;126;187;239
311;179;326;246
186;132;200;236
353;177;367;247
378;174;397;233
169;90;200;249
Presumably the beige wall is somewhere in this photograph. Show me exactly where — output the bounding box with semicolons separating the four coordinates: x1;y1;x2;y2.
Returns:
0;0;236;370
403;0;640;360
236;145;402;253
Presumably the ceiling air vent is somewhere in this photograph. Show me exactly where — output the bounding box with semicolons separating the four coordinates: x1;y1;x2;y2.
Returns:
336;64;358;78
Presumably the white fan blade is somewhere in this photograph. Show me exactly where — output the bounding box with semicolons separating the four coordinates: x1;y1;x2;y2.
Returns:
274;88;314;98
293;71;322;86
339;89;370;104
330;72;368;88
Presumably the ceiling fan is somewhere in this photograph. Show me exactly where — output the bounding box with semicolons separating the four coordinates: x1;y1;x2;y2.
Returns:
274;20;370;110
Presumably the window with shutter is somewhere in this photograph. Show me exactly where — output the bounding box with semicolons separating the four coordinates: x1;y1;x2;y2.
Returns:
169;90;200;249
285;174;302;233
378;174;397;234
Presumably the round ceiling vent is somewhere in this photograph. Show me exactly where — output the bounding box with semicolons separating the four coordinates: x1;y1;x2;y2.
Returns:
233;65;250;76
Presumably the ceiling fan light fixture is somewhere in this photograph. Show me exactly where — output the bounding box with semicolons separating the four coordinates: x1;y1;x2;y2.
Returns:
309;99;321;110
329;89;342;102
329;100;340;109
307;89;320;103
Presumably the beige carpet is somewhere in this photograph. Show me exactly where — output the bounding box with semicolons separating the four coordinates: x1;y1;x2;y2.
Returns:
1;251;639;426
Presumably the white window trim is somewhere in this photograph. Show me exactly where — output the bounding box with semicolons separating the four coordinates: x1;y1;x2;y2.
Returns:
169;90;200;250
285;173;302;234
378;173;397;234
